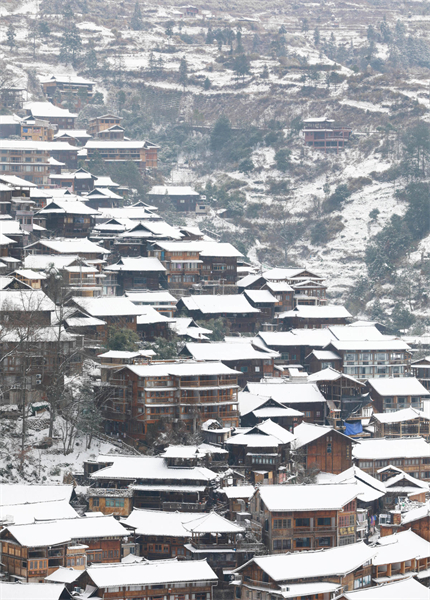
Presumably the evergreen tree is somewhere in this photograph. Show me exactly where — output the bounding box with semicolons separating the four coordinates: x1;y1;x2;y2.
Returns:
7;24;16;51
261;64;269;78
84;40;98;74
203;76;211;90
314;26;320;45
252;33;260;52
236;30;243;53
232;54;250;79
148;51;156;74
131;1;144;31
274;147;291;172
178;57;188;89
210;115;232;151
38;20;50;38
60;22;82;65
206;27;214;44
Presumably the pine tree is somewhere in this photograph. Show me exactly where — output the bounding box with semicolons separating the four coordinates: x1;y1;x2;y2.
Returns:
314;27;320;45
261;64;269;79
60;22;82;65
206;27;214;44
232;54;250;80
203;76;211;90
38;21;50;38
178;57;188;89
7;24;16;51
131;1;143;31
148;51;156;74
84;40;98;74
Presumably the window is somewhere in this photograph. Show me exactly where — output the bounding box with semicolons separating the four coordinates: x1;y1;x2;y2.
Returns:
295;537;311;548
318;537;331;547
92;497;100;507
339;535;355;546
295;518;310;527
273;539;291;550
317;518;331;526
273;519;291;529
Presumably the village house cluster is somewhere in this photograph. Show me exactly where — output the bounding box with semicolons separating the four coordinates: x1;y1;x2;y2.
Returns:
0;78;430;600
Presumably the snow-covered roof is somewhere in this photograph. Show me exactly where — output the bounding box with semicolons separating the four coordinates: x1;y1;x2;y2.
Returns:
235;541;376;580
13;269;46;280
181;294;259;315
72;296;143;317
236;273;263;288
161;444;227;459
293;422;346;449
308;367;363;386
353;438;430;461
373;529;430;566
123;508;243;537
90;455;217;482
328;325;385;341
382;469;429;493
219;485;255;499
125;361;240;378
0;583;69;600
245;381;326;405
86;140;156;149
257;482;359;512
26;238;109;255
307;349;342;361
154;241;243;258
148;185;200;196
23;255;78;270
98;350;155;359
278;305;352;320
24;101;78;118
372;407;430;424
0;175;37;188
86;558;217;588
320;466;386;503
328;340;410;351
136;307;175;325
0;499;78;526
0;289;55;312
400;501;430;525
238;392;303;418
38;199;99;216
184;341;278;362
107;257;165;272
225;419;296;447
244;289;278;304
258;329;334;348
265;281;294;292
44;566;81;584
126;290;177;304
341;578;429;600
263;267;323;281
5;515;128;547
367;377;430;397
42;74;95;85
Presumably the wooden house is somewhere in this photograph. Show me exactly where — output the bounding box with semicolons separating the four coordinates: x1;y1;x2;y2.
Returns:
81;558;217;600
85;140;158;170
292;422;354;474
0;516;129;582
252;483;359;552
105;256;166;294
225;420;295;483
87;454;218;513
181;340;279;386
244;289;277;322
231;542;376;599
379;499;430;543
244;380;328;425
372;529;430;584
277;305;352;330
21;116;55;141
377;465;428;507
100;361;239;441
308;368;372;433
25;237;109;261
325;339;412;380
24;102;78;130
13;268;46;289
88;114;123;136
371;408;430;440
352;437;430;480
411;355;430;390
147;185;201;212
256;329;334;365
306;349;342;373
303;117;352;153
41;75;95;106
366;377;429;413
53;129;93;146
337;578;429;600
68;296;142;341
178;294;261;333
0;582;72;599
238;393;303;429
36;199;99;238
123;508;250;572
